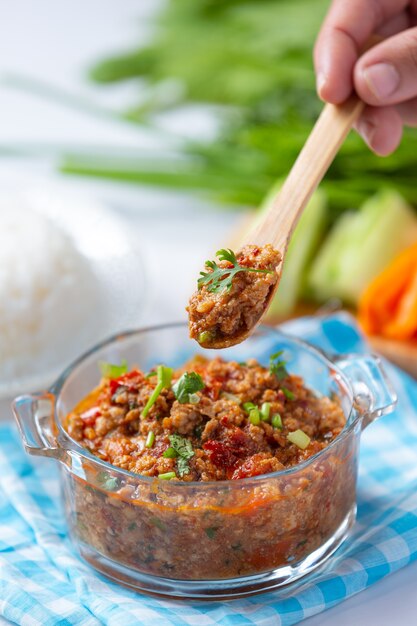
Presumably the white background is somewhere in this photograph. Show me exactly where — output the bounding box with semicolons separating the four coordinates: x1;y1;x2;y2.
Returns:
1;1;417;624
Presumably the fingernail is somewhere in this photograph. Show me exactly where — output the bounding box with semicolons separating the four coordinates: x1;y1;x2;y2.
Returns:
357;119;376;146
362;63;400;100
316;72;327;98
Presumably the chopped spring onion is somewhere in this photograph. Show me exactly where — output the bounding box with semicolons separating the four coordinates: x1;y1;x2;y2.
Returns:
243;402;256;412
287;429;311;450
99;359;128;379
249;408;261;425
260;402;271;421
163;446;178;458
145;431;155;448
141;365;173;418
145;370;157;379
158;471;176;480
271;413;283;429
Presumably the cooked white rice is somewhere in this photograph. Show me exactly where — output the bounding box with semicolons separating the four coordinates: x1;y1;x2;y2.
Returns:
0;208;96;380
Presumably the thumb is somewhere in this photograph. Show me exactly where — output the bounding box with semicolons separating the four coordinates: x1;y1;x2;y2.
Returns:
354;28;417;106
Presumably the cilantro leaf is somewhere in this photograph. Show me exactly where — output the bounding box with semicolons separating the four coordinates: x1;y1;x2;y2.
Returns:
173;372;205;404
198;248;273;294
169;433;194;477
269;350;289;381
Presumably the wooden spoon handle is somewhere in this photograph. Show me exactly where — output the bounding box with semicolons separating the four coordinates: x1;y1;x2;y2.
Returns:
250;94;365;252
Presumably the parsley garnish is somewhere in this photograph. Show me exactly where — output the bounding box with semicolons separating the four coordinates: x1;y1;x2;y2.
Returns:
141;365;173;418
99;359;128;379
198;248;273;294
269;350;289;381
173;372;205;404
166;433;195;477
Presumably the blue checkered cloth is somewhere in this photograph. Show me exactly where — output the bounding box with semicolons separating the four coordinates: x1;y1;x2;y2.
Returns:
1;313;417;626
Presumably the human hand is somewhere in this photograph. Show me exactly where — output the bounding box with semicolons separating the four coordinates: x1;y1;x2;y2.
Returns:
314;0;417;155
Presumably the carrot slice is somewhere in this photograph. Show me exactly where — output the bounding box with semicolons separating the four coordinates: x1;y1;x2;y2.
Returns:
384;271;417;340
358;241;417;335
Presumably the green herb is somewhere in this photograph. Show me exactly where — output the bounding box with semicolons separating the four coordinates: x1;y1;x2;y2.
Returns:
99;359;128;379
145;370;157;379
172;371;205;404
141;365;173;418
96;471;119;491
163;446;178;459
158;471;176;480
198;248;273;294
145;431;155;448
260;402;271;421
128;522;137;531
238;362;247;367
287;429;310;449
269;350;289;381
168;433;195;477
249;408;260;425
271;413;283;429
205;527;218;539
243;402;256;412
282;387;295;400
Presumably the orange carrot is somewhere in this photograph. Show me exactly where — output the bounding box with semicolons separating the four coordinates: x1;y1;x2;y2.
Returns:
358;241;417;338
384;271;417;340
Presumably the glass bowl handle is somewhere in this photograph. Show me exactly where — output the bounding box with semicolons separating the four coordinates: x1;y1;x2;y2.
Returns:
12;392;65;460
334;354;397;429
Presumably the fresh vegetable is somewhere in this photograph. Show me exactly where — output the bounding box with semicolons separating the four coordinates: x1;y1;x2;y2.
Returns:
57;0;417;212
158;471;176;480
257;187;327;317
145;431;155;448
282;387;295;400
172;371;205;404
308;190;417;304
269;350;288;380
198;248;273;293
358;241;417;340
141;365;173;418
287;429;310;449
165;433;195;477
271;414;283;429
260;402;271;421
99;360;128;379
249;408;261;425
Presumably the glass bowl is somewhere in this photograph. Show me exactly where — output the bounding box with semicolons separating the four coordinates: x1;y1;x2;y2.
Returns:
12;323;397;599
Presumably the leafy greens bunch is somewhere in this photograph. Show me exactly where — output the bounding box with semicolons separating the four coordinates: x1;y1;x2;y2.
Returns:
62;0;417;215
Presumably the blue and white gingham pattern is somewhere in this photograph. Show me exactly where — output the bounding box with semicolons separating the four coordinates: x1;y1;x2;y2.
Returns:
1;312;417;626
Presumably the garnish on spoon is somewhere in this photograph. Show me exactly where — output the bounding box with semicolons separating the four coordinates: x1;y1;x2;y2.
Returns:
187;244;281;349
198;248;274;294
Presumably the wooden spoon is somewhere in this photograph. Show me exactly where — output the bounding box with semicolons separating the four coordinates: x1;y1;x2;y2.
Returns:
200;94;367;349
